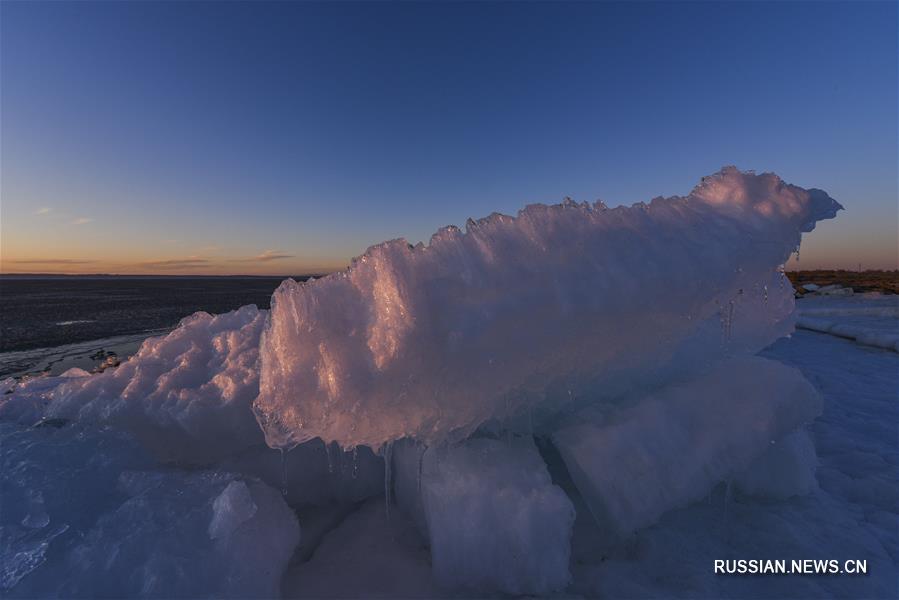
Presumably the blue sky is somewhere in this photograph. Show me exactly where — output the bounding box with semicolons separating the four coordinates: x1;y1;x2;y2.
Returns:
2;1;896;273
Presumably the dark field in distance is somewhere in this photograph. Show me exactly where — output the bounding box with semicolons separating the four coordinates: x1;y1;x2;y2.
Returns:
0;275;311;353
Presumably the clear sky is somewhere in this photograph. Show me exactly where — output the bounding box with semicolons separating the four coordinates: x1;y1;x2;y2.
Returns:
1;1;896;275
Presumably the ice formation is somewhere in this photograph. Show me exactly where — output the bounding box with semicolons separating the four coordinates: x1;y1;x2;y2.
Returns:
1;305;266;463
255;167;841;450
0;167;851;597
394;437;575;594
551;356;822;538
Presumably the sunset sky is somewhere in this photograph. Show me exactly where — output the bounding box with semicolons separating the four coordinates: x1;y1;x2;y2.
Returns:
1;1;896;275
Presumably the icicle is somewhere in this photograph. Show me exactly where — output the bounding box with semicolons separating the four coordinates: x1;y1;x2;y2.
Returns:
326;441;334;474
383;441;394;519
279;449;288;498
352;446;358;479
417;445;426;494
763;284;768;304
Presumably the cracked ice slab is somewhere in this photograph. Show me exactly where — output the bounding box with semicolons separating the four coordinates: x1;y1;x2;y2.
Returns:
255;167;841;450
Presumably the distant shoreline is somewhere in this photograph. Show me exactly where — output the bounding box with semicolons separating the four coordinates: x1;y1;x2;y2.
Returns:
786;269;898;295
2;269;895;280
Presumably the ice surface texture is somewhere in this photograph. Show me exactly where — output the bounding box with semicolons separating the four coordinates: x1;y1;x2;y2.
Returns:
394;437;575;594
255;167;841;450
1;305;266;463
551;356;822;538
0;423;299;598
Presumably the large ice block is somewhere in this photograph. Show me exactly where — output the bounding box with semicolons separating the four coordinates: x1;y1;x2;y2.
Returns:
397;436;575;595
551;356;822;538
254;168;841;450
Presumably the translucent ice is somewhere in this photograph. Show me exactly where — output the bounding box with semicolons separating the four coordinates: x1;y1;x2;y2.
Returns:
396;436;575;595
208;480;258;540
551;356;822;538
255;167;841;449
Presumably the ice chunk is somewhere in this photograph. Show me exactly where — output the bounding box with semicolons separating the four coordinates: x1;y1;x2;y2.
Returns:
734;429;818;499
59;368;91;378
209;480;258;540
26;305;266;463
399;436;575;595
551;356;822;538
255;167;841;450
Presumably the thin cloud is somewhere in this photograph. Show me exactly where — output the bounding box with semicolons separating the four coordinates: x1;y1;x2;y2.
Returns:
231;250;295;263
11;259;98;265
71;217;94;225
138;258;211;269
35;207;52;215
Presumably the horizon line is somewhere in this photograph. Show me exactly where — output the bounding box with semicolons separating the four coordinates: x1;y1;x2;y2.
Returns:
2;267;897;279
